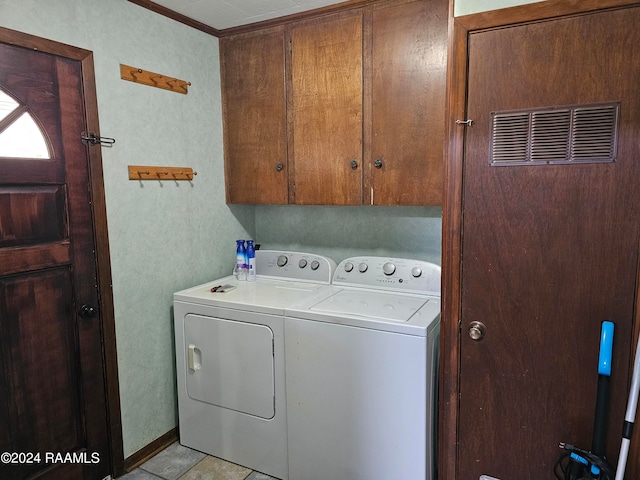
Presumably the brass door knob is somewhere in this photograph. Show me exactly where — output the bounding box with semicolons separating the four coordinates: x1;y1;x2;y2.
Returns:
468;321;487;341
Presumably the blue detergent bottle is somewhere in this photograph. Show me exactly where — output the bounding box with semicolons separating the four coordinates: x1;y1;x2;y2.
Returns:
235;240;246;280
246;240;256;282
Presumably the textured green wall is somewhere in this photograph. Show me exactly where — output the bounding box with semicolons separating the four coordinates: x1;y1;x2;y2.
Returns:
255;205;442;265
0;0;255;458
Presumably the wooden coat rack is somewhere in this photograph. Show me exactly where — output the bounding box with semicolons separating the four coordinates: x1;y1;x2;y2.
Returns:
120;64;191;94
128;165;197;181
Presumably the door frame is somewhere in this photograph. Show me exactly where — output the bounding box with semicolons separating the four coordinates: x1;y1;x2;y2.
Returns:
440;0;640;478
0;26;124;477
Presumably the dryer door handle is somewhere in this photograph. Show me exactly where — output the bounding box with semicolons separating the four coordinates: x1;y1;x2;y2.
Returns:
188;344;201;371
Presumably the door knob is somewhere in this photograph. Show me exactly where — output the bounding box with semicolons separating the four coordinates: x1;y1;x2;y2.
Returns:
350;159;358;169
468;321;486;341
374;158;383;169
79;304;98;319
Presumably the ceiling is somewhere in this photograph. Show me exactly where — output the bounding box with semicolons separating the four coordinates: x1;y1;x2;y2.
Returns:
141;0;348;32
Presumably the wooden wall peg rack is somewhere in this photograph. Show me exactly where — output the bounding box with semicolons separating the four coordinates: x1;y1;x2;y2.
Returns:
128;165;197;181
120;64;191;94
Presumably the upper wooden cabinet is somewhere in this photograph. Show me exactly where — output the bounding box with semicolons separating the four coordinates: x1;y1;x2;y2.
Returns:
220;0;447;206
220;28;288;204
369;0;447;205
290;14;364;205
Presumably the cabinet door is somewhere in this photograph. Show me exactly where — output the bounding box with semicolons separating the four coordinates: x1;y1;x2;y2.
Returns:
369;0;447;206
290;14;363;205
221;30;287;204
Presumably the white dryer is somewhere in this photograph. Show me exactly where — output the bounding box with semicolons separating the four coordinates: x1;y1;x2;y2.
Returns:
284;256;441;480
173;251;336;480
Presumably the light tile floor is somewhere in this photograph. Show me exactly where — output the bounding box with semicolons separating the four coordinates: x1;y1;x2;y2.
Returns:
118;442;279;480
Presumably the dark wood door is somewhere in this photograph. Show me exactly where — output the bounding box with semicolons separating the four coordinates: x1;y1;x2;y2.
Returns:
290;13;363;205
459;7;640;479
221;27;288;204
0;42;111;480
369;0;446;206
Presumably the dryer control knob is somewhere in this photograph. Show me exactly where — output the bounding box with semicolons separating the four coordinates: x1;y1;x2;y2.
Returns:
277;255;288;267
358;262;368;273
310;260;320;270
344;262;354;272
299;259;308;268
382;262;396;276
411;267;423;278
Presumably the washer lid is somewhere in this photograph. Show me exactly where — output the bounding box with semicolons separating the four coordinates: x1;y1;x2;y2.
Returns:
310;289;426;322
286;286;441;335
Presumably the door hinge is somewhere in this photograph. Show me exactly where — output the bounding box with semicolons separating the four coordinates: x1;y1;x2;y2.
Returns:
81;132;116;147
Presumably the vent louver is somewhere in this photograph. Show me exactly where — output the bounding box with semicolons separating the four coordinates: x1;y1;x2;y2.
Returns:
490;103;619;166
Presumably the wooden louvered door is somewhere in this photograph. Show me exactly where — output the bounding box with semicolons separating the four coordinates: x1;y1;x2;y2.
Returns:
0;40;111;480
457;6;640;479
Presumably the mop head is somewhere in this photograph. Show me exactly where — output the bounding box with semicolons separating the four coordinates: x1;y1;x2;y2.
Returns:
554;443;615;480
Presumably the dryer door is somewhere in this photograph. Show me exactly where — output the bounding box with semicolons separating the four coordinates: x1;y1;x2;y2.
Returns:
184;314;275;419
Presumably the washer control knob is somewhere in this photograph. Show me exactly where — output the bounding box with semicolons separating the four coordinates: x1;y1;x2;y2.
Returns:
277;255;288;267
299;259;308;268
344;262;354;272
382;262;396;276
310;260;320;270
358;262;368;273
411;267;423;278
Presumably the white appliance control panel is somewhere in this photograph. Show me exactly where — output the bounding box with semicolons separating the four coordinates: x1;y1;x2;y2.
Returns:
333;256;440;295
255;250;336;284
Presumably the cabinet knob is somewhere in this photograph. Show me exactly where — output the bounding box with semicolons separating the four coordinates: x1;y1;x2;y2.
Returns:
350;159;358;170
276;162;284;172
374;158;384;169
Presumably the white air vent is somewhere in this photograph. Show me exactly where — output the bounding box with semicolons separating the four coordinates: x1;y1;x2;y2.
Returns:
490;103;619;166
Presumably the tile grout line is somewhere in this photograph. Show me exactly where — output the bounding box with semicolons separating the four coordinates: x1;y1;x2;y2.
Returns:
175;456;211;480
135;467;165;480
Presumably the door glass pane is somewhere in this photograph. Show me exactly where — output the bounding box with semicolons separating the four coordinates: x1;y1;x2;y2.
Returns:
0;90;50;159
0;91;18;122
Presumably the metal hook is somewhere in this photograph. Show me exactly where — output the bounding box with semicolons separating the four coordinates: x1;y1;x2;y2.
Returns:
81;132;116;147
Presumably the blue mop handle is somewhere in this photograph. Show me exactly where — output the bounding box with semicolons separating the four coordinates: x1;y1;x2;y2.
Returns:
598;322;615;376
592;321;615;458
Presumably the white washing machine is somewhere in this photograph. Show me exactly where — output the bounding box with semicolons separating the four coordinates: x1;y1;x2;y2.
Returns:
284;256;441;480
173;250;336;480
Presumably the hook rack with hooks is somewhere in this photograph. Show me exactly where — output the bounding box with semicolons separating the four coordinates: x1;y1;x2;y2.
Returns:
120;64;191;94
128;165;197;181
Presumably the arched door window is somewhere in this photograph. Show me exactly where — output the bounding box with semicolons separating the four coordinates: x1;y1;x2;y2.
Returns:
0;89;50;159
